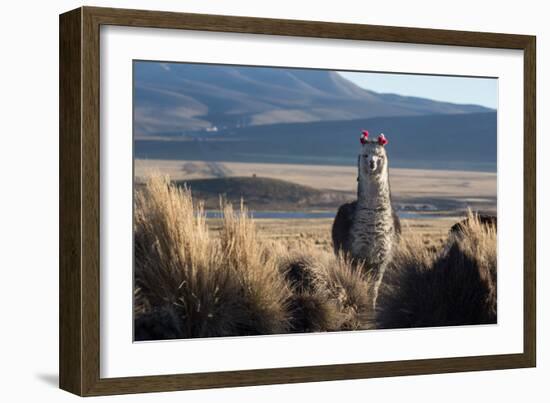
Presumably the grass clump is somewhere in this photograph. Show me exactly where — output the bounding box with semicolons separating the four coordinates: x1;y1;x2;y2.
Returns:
375;212;497;329
218;202;291;335
278;249;373;333
134;175;291;340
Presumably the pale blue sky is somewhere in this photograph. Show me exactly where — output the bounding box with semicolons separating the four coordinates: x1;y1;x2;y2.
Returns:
339;71;497;109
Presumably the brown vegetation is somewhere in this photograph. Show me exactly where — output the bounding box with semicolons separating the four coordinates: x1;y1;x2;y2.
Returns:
375;212;497;328
134;175;497;341
134;175;373;340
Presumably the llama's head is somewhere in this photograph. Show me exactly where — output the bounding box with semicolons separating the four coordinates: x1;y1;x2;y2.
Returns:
358;131;389;177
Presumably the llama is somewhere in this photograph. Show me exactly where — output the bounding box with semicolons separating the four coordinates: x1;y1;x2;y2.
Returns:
332;130;401;307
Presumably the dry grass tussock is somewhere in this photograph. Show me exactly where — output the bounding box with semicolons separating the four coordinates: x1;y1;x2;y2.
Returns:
375;212;497;328
135;175;497;340
134;175;290;340
278;249;373;333
134;175;372;340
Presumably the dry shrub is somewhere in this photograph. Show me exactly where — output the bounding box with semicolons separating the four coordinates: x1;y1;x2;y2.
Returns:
279;248;373;332
134;175;291;340
218;202;291;335
322;254;374;330
279;251;340;332
376;212;497;329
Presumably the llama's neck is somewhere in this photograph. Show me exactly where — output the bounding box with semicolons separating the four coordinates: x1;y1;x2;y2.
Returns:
357;168;391;209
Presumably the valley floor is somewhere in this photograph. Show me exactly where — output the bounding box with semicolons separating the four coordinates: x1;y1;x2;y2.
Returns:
206;216;457;253
136;158;497;209
136;158;496;249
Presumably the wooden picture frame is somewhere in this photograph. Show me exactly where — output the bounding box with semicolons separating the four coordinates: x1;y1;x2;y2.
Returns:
59;6;536;396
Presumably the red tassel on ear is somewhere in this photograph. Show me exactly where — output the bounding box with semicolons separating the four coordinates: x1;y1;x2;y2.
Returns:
378;133;388;146
360;130;369;144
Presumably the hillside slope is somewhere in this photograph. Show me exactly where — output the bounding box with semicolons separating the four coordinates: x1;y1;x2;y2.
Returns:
176;177;350;210
135;112;497;171
134;62;493;137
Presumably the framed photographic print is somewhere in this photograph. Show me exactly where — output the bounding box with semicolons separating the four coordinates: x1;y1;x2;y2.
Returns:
59;6;536;396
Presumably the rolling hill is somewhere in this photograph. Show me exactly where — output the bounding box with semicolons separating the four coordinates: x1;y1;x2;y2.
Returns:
134;62;493;137
175;177;350;210
135;112;497;172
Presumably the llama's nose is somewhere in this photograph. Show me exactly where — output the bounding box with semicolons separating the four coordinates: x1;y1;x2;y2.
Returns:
369;161;376;170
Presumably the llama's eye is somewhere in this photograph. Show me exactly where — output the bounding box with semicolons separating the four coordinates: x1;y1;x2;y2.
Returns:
363;154;368;158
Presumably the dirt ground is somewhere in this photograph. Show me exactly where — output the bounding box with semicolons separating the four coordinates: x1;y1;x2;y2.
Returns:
207;216;458;253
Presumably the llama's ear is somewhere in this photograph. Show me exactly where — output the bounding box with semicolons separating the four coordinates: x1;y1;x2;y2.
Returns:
377;133;388;146
360;130;369;145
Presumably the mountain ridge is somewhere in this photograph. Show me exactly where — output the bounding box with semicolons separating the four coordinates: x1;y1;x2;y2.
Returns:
135;112;497;172
134;62;494;138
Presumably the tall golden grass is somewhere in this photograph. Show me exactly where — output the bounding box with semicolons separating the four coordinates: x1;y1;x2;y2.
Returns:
375;212;497;328
134;175;496;340
278;250;374;333
135;175;305;339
